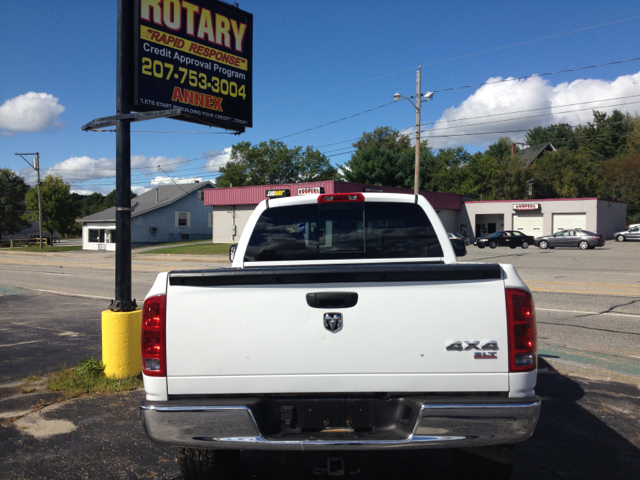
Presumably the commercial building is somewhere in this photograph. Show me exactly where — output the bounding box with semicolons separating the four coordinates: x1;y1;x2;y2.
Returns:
460;198;626;241
204;180;463;243
204;181;627;244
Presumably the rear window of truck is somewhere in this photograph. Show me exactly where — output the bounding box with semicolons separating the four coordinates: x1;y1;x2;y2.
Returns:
244;202;443;262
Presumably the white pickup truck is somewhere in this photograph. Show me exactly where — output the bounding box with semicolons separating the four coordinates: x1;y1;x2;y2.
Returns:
139;192;540;478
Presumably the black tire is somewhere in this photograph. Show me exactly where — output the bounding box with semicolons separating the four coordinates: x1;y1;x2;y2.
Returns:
539;240;548;249
489;241;497;249
177;448;239;480
617;235;625;242
521;241;529;249
579;240;589;250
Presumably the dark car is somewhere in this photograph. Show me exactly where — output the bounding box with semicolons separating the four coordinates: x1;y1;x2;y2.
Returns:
447;233;467;257
535;229;605;250
613;225;640;242
475;230;534;249
448;232;470;246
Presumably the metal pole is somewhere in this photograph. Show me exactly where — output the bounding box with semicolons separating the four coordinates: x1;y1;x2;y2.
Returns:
112;0;135;312
35;153;43;249
414;67;422;197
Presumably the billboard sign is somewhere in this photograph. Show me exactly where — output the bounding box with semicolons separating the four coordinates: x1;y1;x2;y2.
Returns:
134;0;252;132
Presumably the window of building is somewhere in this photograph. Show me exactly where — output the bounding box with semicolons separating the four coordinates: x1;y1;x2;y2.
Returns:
88;229;114;243
208;212;212;228
175;211;190;227
198;190;205;201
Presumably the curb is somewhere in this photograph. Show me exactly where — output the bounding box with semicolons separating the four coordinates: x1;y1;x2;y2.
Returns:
539;344;640;385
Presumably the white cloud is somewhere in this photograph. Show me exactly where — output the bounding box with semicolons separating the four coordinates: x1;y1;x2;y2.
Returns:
204;147;232;172
0;92;65;135
21;154;191;184
421;70;640;149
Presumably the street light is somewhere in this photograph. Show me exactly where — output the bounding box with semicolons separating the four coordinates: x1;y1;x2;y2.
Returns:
394;66;434;197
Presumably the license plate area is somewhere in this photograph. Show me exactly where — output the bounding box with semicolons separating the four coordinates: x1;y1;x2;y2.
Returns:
250;396;423;441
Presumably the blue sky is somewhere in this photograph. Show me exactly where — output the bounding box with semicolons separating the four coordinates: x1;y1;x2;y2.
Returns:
1;0;639;195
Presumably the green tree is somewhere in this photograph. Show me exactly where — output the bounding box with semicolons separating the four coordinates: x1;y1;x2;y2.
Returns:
103;189;137;209
80;192;106;217
597;117;640;223
0;169;30;239
24;175;79;238
525;123;578;150
341;126;434;189
575;109;634;159
216;140;337;187
422;147;470;193
529;149;598;199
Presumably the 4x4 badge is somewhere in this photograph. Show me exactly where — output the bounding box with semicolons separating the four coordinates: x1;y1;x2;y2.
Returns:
324;313;343;333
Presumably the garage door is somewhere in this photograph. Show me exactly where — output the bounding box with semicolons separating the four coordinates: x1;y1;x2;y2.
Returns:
513;213;543;237
552;213;586;232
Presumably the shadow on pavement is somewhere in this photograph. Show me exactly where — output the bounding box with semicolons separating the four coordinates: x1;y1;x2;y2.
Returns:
1;289;639;480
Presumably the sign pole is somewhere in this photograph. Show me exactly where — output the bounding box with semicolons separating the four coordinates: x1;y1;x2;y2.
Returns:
112;0;136;312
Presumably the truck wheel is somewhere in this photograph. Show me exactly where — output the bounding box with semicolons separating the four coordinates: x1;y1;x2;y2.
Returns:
489;241;497;249
521;241;529;249
177;448;239;480
617;235;625;242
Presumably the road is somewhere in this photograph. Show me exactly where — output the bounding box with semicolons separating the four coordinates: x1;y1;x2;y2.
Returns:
2;242;639;363
1;242;639;479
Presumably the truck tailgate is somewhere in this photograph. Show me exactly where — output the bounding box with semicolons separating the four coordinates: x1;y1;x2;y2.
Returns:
165;264;509;395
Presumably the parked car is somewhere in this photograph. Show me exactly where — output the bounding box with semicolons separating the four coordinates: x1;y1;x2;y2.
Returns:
535;229;605;250
613;225;640;242
475;230;534;249
447;233;467;256
448;232;470;245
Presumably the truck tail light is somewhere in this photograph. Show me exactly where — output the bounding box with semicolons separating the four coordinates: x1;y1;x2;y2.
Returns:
505;288;537;372
142;294;166;376
318;193;364;203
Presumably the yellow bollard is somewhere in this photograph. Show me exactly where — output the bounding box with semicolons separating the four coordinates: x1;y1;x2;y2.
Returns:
101;309;142;378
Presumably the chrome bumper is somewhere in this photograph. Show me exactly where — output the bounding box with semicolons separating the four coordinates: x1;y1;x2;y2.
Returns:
140;397;540;450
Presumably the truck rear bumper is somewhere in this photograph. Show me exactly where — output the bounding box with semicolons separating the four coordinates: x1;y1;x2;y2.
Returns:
140;396;540;450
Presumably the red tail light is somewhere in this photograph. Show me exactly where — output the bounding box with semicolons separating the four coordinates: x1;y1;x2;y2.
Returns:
505;288;537;372
318;193;364;203
141;294;166;376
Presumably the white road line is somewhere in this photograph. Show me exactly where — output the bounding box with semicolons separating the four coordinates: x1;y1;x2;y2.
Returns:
32;288;112;301
0;340;42;348
41;272;68;276
538;308;640;319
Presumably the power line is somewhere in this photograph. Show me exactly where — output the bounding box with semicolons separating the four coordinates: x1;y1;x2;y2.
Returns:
432;57;640;93
316;95;640;152
254;15;640;109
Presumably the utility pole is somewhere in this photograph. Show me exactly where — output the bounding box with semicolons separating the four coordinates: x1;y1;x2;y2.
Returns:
394;68;434;198
15;152;43;249
112;0;135;312
414;67;421;197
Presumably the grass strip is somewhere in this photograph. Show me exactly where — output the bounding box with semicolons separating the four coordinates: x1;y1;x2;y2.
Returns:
2;245;82;252
138;243;234;255
47;357;142;400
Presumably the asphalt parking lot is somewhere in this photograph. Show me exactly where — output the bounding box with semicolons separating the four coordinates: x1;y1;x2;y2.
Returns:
0;242;639;479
